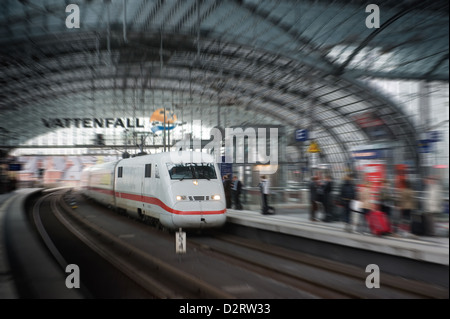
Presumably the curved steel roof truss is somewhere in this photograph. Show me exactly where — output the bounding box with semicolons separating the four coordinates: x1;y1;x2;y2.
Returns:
1;0;448;177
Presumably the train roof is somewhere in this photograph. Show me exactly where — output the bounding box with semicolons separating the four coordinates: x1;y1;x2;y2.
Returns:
119;151;217;164
82;151;218;172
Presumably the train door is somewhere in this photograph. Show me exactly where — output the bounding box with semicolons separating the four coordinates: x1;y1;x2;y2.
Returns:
141;163;152;217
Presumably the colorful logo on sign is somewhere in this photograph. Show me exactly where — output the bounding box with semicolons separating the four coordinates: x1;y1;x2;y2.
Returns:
150;108;178;133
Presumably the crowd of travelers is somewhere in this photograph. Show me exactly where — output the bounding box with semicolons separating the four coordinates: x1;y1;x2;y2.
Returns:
309;173;447;236
221;170;446;237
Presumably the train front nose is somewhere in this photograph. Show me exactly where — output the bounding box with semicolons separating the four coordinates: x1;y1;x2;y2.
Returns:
172;200;226;229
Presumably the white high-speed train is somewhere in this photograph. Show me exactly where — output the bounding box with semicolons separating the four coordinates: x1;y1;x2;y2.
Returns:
80;151;227;230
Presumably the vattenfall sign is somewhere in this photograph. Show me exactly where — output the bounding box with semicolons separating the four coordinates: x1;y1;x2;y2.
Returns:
41;118;145;129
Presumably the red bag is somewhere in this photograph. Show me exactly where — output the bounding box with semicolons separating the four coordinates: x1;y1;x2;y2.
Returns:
366;210;391;235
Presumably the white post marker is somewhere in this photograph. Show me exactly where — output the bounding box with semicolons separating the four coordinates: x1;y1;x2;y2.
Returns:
176;228;186;254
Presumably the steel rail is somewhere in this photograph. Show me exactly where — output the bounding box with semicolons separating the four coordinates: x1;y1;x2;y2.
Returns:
214;234;448;299
32;192;69;270
191;233;448;299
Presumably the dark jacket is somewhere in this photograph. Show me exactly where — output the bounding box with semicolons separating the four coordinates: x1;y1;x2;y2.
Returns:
323;180;332;195
322;180;333;205
233;180;243;194
309;180;317;201
223;179;232;196
340;180;355;201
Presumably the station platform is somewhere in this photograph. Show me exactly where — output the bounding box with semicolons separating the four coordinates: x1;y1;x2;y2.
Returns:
225;205;449;267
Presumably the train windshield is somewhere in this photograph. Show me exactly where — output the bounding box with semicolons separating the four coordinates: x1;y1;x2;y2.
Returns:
167;163;217;180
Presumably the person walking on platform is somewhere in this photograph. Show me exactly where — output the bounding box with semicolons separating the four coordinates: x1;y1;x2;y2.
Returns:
259;175;275;215
309;176;319;221
223;174;232;209
340;174;356;232
232;175;243;210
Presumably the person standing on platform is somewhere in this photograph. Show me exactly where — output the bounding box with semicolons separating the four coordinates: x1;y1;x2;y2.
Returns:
340;174;356;232
423;176;443;215
357;181;372;233
321;175;334;222
315;174;325;217
379;179;393;217
223;174;232;209
309;176;319;221
421;176;443;236
232;175;243;210
259;175;275;215
397;179;416;234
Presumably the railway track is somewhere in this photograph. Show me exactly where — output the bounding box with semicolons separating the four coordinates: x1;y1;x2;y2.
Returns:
189;232;448;299
30;189;233;299
26;189;449;299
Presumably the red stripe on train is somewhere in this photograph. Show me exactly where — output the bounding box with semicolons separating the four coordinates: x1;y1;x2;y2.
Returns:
87;186;225;215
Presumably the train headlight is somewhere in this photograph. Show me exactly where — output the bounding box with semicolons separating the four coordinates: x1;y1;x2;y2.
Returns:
176;195;187;201
211;194;221;201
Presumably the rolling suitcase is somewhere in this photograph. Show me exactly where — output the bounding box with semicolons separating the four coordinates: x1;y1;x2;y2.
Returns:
423;213;435;236
411;213;425;235
366;210;391;236
411;212;435;236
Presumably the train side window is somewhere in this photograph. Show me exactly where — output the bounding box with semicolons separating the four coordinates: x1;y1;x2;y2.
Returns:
118;166;123;178
145;164;151;178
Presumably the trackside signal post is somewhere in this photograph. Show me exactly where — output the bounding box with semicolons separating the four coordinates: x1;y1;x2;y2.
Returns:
176;228;186;254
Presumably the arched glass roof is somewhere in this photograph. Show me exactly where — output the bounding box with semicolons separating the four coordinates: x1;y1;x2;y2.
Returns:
0;0;448;172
